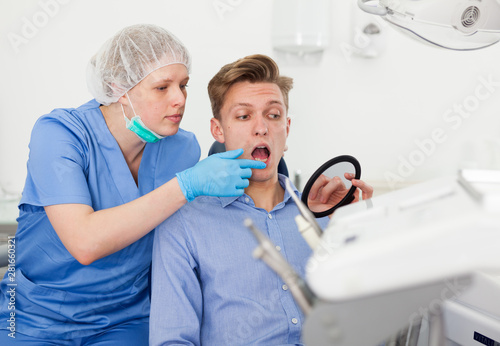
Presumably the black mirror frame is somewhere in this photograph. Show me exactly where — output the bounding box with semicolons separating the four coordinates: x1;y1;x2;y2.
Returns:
301;155;361;218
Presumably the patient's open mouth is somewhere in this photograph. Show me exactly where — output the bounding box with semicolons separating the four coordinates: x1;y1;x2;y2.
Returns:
251;146;270;162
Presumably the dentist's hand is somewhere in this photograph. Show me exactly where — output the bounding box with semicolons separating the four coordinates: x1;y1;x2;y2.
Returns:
176;149;266;202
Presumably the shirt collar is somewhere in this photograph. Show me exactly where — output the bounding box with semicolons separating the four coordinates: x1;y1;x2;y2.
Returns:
219;174;299;208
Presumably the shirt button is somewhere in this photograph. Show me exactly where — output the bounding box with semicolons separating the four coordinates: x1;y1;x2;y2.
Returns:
282;284;288;291
275;245;281;251
291;318;298;324
245;197;250;203
268;214;273;219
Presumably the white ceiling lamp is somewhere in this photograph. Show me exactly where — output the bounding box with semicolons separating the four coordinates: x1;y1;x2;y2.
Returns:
358;0;500;50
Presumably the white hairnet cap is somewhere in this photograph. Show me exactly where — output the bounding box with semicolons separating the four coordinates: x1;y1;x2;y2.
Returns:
86;24;191;105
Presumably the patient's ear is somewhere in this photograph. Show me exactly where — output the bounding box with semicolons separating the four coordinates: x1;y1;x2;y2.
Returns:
286;116;291;138
210;118;225;144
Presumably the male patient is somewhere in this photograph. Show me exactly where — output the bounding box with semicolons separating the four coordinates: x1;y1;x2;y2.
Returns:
150;54;372;345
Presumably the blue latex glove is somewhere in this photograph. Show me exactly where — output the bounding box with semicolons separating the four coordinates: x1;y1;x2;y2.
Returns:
176;149;266;202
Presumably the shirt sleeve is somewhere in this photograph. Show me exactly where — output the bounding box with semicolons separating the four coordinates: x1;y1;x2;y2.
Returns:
150;208;202;346
21;113;92;207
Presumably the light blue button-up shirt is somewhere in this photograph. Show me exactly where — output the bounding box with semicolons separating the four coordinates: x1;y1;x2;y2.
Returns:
150;174;329;345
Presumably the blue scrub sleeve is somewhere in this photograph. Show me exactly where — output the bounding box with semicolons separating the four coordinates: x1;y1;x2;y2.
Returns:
149;211;202;346
22;114;92;207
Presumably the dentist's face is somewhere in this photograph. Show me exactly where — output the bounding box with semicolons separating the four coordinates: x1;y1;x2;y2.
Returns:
211;81;290;183
122;63;189;137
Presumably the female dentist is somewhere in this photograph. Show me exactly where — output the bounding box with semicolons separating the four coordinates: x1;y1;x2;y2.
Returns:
0;24;264;345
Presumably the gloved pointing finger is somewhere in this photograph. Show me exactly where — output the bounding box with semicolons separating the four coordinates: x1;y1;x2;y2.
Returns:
176;149;266;202
213;148;245;160
236;158;269;170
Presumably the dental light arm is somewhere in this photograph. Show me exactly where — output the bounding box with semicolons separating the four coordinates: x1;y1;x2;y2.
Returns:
357;0;500;50
358;0;387;16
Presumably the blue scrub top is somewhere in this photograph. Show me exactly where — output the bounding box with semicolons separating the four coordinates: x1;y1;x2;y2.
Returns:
0;99;200;339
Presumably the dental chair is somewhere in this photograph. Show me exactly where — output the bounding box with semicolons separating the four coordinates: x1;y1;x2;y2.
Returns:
0;244;8;268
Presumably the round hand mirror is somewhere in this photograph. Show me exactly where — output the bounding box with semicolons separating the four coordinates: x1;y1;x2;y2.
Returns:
301;155;361;218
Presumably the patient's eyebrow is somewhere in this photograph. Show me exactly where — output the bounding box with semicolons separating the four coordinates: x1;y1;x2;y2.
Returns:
230;100;284;110
229;103;252;111
267;100;283;106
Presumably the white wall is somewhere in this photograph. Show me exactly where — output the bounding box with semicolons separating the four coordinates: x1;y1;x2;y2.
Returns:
1;0;500;196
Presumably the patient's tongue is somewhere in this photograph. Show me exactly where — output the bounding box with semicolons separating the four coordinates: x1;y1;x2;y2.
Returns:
252;148;269;160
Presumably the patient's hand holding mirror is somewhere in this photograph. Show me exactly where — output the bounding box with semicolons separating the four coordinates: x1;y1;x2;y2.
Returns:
301;155;361;218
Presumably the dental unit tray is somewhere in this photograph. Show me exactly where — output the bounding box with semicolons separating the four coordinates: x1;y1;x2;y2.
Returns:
303;171;500;345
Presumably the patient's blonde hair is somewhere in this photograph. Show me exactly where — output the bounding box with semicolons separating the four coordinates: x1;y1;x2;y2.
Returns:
208;54;293;120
